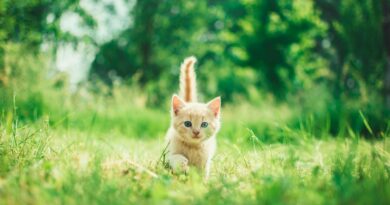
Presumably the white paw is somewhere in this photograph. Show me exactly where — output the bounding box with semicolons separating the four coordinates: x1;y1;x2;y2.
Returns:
169;155;189;173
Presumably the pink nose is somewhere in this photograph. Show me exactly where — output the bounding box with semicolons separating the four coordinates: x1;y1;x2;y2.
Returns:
193;131;200;136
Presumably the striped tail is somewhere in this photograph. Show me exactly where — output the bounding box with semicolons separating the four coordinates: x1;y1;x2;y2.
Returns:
179;56;197;102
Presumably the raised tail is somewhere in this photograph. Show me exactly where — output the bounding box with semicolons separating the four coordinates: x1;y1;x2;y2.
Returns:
179;56;197;102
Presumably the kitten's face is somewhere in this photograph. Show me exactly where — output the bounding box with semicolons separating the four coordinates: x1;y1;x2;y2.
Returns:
171;95;221;144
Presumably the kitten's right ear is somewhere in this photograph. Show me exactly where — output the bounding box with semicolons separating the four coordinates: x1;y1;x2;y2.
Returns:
172;95;185;115
207;96;221;117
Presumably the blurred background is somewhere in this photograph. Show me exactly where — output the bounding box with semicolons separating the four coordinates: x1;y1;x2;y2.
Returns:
0;0;389;140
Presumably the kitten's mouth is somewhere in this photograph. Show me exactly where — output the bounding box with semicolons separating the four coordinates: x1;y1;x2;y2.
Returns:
192;135;201;139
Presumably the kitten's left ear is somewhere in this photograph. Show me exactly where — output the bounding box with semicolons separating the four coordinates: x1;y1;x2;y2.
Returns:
207;96;221;117
172;94;186;115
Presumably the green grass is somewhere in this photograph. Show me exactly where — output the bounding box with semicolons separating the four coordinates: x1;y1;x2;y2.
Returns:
1;104;389;205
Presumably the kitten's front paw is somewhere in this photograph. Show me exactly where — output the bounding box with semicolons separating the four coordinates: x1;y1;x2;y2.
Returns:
169;155;189;173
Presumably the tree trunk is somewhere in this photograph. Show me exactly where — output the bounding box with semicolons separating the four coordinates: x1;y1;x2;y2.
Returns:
382;0;390;108
134;0;159;84
385;57;390;108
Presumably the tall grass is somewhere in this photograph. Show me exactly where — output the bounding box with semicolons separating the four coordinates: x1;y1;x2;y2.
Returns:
1;44;389;204
0;113;389;204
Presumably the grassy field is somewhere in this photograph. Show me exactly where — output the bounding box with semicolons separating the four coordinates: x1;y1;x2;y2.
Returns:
2;0;390;204
0;100;390;205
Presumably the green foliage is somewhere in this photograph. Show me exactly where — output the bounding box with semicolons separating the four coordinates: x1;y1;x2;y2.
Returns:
89;1;259;102
239;0;329;98
315;0;386;97
89;0;332;101
0;0;95;88
0;0;94;45
1;0;389;132
0;44;48;121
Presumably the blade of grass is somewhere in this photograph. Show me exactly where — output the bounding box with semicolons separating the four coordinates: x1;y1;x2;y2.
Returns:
359;110;373;135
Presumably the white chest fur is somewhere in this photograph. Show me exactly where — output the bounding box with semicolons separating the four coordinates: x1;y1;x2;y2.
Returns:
166;128;216;176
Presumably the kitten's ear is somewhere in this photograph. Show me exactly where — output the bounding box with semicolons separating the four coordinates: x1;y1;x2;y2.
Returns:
207;96;221;117
172;94;185;115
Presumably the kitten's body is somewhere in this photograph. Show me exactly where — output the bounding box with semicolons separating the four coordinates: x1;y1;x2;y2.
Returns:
166;56;221;178
166;127;216;172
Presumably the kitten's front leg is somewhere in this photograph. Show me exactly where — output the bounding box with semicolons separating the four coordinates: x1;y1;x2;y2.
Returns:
168;154;189;173
205;159;212;180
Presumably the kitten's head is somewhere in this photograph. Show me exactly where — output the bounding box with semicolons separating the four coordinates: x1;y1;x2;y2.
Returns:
171;95;221;144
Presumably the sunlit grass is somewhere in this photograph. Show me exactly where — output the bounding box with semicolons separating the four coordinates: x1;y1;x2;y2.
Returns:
0;109;389;205
1;86;389;204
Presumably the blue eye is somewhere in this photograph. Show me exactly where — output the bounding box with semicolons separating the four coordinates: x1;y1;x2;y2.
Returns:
201;122;208;128
184;121;192;127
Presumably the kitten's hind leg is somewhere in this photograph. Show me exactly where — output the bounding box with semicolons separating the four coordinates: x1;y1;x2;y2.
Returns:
168;154;189;173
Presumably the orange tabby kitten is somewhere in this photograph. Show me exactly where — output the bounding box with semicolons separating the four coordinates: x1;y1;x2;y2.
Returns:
165;56;221;178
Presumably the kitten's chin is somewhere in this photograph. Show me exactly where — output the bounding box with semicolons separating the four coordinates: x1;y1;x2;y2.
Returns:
178;134;204;145
185;136;202;143
192;135;201;139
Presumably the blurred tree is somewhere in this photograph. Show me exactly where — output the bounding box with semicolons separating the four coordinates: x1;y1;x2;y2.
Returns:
90;1;221;103
90;1;208;84
0;0;95;121
312;0;389;134
89;0;389;112
0;0;95;86
382;0;390;108
237;0;328;99
315;0;386;100
90;0;328;102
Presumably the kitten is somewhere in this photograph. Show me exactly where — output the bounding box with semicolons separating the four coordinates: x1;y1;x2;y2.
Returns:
165;56;221;179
